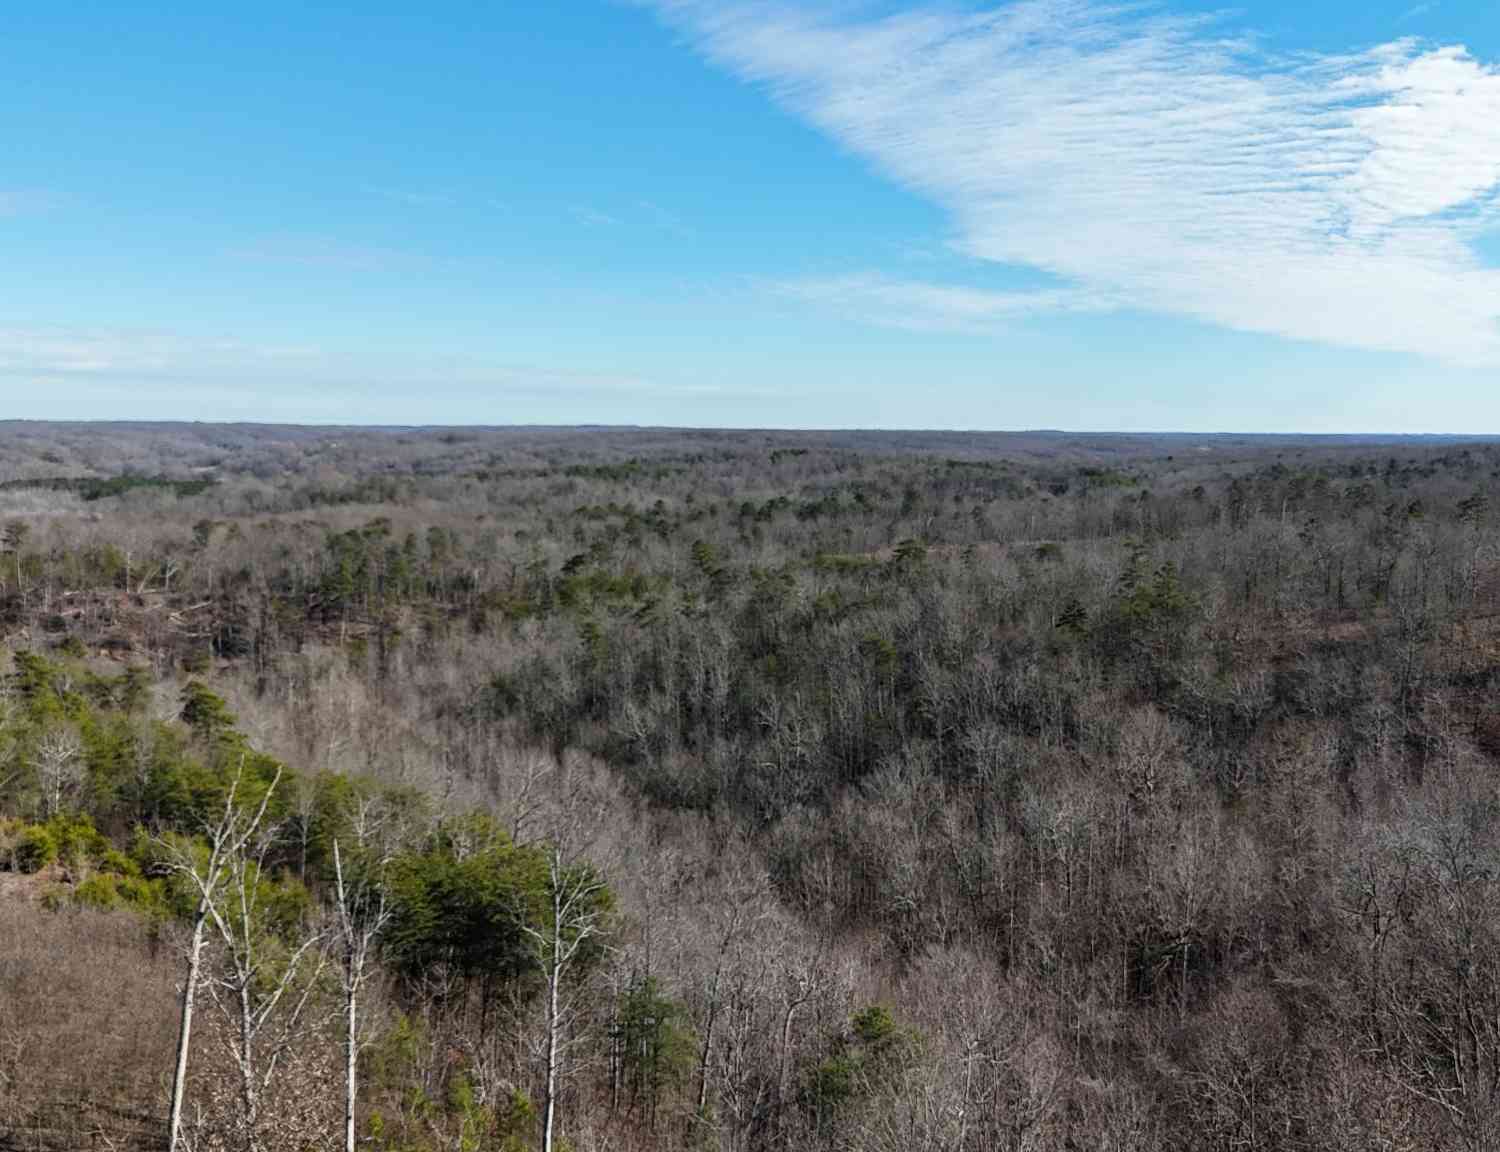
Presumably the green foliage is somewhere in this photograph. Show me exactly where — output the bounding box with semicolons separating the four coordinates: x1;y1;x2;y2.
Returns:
892;538;928;569
4;814;112;874
493;1088;536;1152
1034;541;1064;562
48;814;111;868
563;457;683;483
812;552;879;575
446;1071;492;1152
801;1005;911;1134
616;975;696;1116
250;864;317;940
73;869;167;914
1056;596;1089;637
1117;560;1192;627
0;473;216;501
851;1004;897;1047
1078;466;1137;489
688;539;736;598
578;617;607;668
12;650;59;705
364;1012;428;1101
365;1015;535;1152
385;820;552;988
804;1053;858;1121
556;564;656;613
14;823;58;873
300;770;365;879
1097;542;1197;675
691;539;718;579
180;680;236;739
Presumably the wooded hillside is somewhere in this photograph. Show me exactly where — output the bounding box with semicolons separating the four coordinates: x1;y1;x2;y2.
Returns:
2;424;1498;1152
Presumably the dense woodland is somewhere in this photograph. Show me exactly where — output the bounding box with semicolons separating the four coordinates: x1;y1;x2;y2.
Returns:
3;422;1500;1152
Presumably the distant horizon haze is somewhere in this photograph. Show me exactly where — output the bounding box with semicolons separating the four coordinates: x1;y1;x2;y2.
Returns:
0;419;1497;444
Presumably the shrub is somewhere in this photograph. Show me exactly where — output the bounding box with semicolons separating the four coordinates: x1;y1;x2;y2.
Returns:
98;847;140;878
46;814;110;870
74;873;123;908
851;1005;897;1047
73;871;165;913
16;824;58;873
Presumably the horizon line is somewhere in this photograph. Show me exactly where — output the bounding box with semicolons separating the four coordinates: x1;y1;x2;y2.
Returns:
0;418;1497;441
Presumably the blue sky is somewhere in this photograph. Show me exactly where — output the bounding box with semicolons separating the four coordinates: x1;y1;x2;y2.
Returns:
2;1;1497;431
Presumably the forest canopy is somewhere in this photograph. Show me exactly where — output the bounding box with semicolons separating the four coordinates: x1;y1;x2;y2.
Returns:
2;423;1499;1152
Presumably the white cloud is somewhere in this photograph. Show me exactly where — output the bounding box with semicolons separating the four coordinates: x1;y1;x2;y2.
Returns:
0;327;321;377
570;205;621;227
226;233;420;273
373;187;460;209
653;0;1500;362
0;326;749;404
777;274;1110;331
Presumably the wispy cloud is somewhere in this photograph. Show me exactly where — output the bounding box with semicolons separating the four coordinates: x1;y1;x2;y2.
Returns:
373;186;460;209
777;274;1110;331
571;200;696;235
0;326;747;403
0;187;53;216
653;0;1500;363
0;326;320;377
226;233;419;273
570;205;621;228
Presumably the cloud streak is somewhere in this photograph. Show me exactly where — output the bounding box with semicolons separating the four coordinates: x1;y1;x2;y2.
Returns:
226;233;421;273
777;274;1110;331
0;326;756;404
0;327;320;377
373;186;460;209
654;0;1500;362
0;187;53;216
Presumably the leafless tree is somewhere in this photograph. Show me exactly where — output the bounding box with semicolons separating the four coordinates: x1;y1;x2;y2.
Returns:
35;725;84;818
155;760;282;1152
525;841;610;1152
330;822;395;1152
201;814;328;1152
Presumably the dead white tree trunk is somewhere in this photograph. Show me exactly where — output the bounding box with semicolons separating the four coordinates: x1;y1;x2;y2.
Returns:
204;809;326;1152
525;844;608;1152
171;915;207;1152
542;893;564;1152
774;948;825;1139
160;761;282;1152
332;836;393;1152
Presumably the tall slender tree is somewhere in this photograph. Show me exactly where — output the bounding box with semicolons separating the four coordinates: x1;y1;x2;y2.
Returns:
157;760;281;1152
331;829;394;1152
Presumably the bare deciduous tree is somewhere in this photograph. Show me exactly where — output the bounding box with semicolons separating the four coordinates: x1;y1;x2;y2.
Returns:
35;725;83;818
525;842;610;1152
156;761;282;1152
202;814;328;1152
331;828;395;1152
